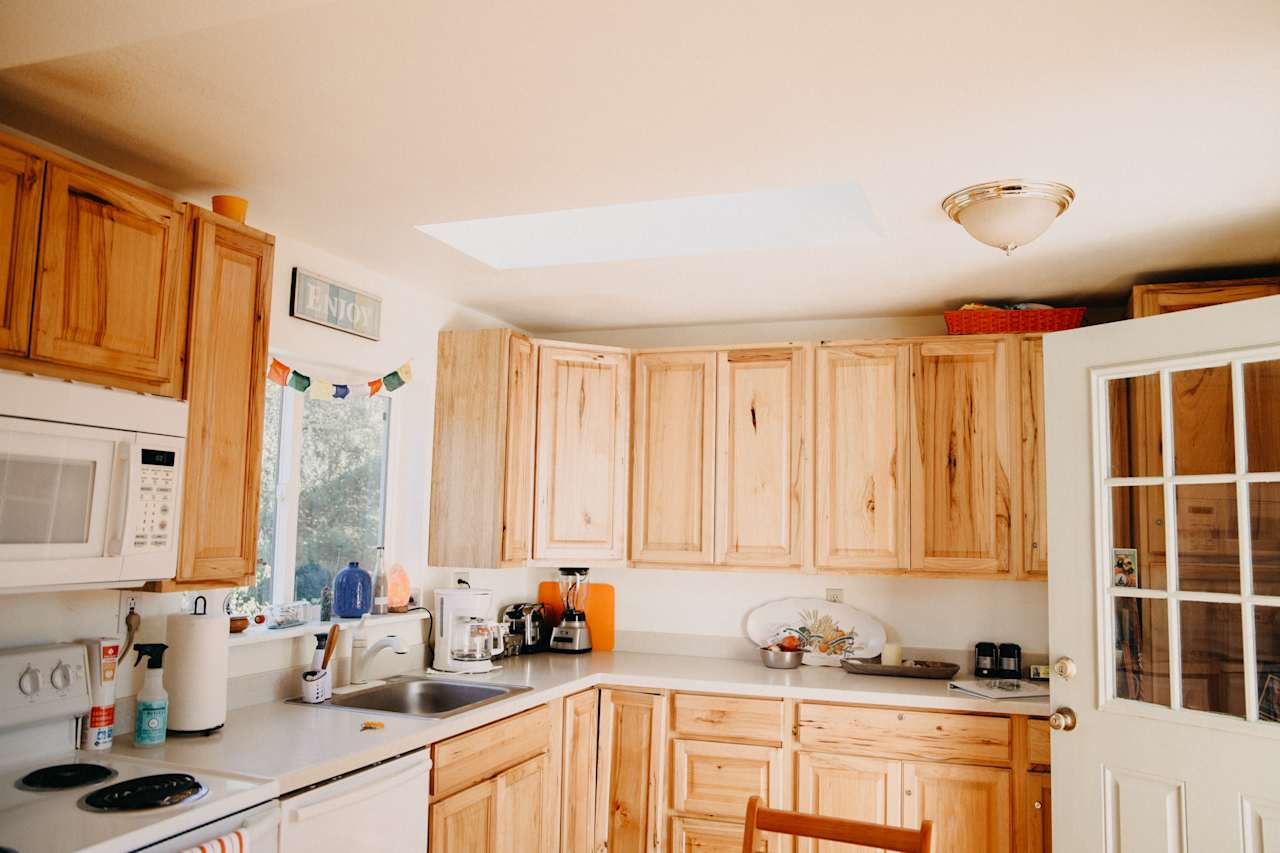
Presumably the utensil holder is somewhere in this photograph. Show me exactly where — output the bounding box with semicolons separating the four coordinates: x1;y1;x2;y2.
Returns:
299;669;331;703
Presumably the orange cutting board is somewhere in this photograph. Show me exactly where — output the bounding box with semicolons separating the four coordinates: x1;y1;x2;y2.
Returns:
538;581;615;651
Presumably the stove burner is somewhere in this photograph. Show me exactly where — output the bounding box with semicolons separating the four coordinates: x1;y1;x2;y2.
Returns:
81;773;208;812
18;763;116;791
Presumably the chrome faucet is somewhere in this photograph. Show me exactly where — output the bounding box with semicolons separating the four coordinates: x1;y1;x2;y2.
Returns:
350;630;408;685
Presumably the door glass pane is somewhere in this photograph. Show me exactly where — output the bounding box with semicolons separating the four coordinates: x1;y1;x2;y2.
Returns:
0;456;95;544
1108;374;1162;478
294;394;390;603
1257;606;1280;723
1176;483;1239;594
1172;365;1235;475
1180;601;1244;718
1244;359;1280;473
1110;485;1166;589
1252;483;1280;597
1115;597;1170;706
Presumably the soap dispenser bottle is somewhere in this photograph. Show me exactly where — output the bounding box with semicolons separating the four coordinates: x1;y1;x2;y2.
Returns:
132;643;169;747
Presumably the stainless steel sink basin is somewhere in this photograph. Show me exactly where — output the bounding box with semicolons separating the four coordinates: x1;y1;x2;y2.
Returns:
291;675;531;719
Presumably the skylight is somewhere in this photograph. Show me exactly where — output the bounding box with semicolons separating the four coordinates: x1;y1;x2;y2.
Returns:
416;182;879;269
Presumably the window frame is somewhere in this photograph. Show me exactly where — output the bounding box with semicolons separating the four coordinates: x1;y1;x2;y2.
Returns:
260;369;396;607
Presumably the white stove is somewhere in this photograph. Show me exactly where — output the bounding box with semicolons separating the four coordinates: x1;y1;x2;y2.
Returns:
0;644;278;853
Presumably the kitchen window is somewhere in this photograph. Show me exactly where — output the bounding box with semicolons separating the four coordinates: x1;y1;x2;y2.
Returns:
227;377;391;613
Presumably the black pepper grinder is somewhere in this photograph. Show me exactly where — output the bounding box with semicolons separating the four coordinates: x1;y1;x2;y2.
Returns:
998;643;1023;680
974;641;998;678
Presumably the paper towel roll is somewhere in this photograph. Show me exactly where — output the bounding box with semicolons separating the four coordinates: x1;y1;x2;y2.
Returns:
164;611;230;733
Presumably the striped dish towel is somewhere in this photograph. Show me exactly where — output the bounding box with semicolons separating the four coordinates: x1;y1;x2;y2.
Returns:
179;828;248;853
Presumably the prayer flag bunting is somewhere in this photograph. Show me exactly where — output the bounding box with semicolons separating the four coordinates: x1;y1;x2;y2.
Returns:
382;370;405;392
264;357;413;400
267;358;291;386
368;378;383;396
287;371;311;392
308;379;335;400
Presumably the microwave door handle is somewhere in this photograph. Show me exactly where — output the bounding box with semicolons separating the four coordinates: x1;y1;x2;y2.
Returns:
104;442;133;557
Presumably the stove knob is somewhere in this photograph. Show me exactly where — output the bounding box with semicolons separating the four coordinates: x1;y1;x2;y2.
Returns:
50;661;71;691
18;665;41;696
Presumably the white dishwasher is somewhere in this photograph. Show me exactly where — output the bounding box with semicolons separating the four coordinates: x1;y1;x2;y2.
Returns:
279;749;431;852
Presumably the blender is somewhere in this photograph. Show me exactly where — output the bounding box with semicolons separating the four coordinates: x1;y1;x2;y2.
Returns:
549;567;592;653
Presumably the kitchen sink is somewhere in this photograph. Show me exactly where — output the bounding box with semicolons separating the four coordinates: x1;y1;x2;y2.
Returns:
291;675;531;718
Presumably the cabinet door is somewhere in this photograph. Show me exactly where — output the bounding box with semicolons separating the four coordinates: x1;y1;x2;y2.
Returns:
534;345;630;562
631;351;717;564
814;344;910;571
901;763;1011;853
500;333;536;565
715;347;806;567
1024;772;1051;853
1019;337;1048;579
496;753;556;853
562;689;599;853
32;162;187;397
596;689;664;853
672;739;782;820
431;779;497;852
173;214;274;585
909;338;1015;575
0;140;42;356
1130;279;1280;318
796;752;902;853
671;815;772;853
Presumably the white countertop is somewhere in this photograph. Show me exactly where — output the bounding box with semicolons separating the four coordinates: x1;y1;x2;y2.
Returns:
113;651;1051;794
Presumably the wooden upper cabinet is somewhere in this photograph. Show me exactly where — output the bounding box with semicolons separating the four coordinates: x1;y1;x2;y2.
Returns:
31;161;188;397
168;211;274;587
715;347;807;568
428;328;536;568
910;338;1015;575
533;344;630;563
1020;337;1048;579
814;343;910;571
1130;278;1280;318
595;689;664;853
0;140;43;356
902;762;1011;853
631;351;717;564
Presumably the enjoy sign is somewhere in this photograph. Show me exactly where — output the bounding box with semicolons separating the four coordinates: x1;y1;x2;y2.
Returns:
290;268;382;340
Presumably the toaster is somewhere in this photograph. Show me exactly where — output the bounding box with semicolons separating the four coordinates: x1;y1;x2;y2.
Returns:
502;603;551;655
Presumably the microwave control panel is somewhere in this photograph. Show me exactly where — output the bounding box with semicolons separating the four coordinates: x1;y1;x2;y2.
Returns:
130;447;178;552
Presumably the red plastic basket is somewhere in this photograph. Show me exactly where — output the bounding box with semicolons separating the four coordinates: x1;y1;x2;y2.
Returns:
944;307;1086;335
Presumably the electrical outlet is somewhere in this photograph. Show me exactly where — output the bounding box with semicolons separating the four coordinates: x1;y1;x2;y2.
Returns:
117;593;138;636
825;588;844;604
451;570;472;588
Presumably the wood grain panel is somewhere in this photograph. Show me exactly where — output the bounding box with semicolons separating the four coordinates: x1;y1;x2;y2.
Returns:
671;815;772;853
796;752;902;853
1026;718;1050;768
672;739;782;819
496;753;555;853
433;704;552;798
500;333;537;564
1024;771;1052;853
430;778;497;853
596;689;664;853
1130;279;1280;318
534;345;630;562
909;338;1015;575
796;703;1011;765
561;690;599;853
815;343;910;571
902;763;1011;853
31;161;187;396
172;212;273;585
632;351;717;564
715;347;806;567
0;139;42;356
1020;336;1047;578
671;692;784;744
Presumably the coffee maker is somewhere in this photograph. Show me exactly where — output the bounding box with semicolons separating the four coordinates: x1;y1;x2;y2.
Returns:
549;567;592;654
434;587;504;673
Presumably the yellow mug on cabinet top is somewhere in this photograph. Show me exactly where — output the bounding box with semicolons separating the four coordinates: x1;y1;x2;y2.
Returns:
211;194;249;222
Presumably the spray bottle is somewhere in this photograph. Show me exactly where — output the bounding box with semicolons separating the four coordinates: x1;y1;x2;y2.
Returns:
132;643;169;747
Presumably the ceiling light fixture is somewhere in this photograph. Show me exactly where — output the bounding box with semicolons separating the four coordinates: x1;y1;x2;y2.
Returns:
941;180;1075;255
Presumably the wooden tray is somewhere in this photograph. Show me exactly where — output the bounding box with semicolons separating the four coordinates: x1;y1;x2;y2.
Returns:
841;659;960;680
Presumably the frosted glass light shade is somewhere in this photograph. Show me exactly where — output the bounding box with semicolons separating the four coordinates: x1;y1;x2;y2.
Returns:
942;181;1075;254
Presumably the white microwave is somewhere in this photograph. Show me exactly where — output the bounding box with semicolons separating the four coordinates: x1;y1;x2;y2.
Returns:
0;372;188;593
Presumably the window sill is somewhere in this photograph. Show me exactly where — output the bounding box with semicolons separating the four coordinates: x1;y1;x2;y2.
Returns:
227;610;431;647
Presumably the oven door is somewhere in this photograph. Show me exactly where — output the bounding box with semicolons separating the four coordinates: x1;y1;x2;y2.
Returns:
0;415;130;589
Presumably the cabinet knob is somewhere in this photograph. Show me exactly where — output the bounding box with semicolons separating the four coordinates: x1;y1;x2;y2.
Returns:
1034;800;1043;810
1048;707;1077;732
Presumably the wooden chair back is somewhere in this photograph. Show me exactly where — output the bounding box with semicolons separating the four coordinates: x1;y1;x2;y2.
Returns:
741;796;933;853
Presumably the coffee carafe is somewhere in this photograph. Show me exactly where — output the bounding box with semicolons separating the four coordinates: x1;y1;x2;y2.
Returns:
434;587;504;673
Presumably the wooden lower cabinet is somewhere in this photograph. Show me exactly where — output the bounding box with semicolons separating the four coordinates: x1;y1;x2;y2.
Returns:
430;755;556;853
561;690;599;853
1024;772;1051;853
430;779;498;853
671;815;772;853
672;739;782;820
903;762;1011;853
795;752;901;853
595;689;665;853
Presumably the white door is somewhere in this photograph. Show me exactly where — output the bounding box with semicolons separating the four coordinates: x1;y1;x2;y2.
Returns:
1046;296;1280;852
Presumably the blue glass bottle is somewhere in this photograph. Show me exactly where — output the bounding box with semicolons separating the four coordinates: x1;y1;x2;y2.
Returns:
332;561;372;618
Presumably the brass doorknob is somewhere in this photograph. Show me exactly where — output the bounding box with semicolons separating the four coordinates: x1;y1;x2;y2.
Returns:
1048;707;1077;732
1053;656;1077;680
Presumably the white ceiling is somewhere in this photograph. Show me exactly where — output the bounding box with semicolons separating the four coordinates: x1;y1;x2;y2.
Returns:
1;0;1278;333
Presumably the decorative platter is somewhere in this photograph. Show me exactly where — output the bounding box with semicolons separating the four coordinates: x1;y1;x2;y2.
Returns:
840;659;960;680
745;597;886;667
